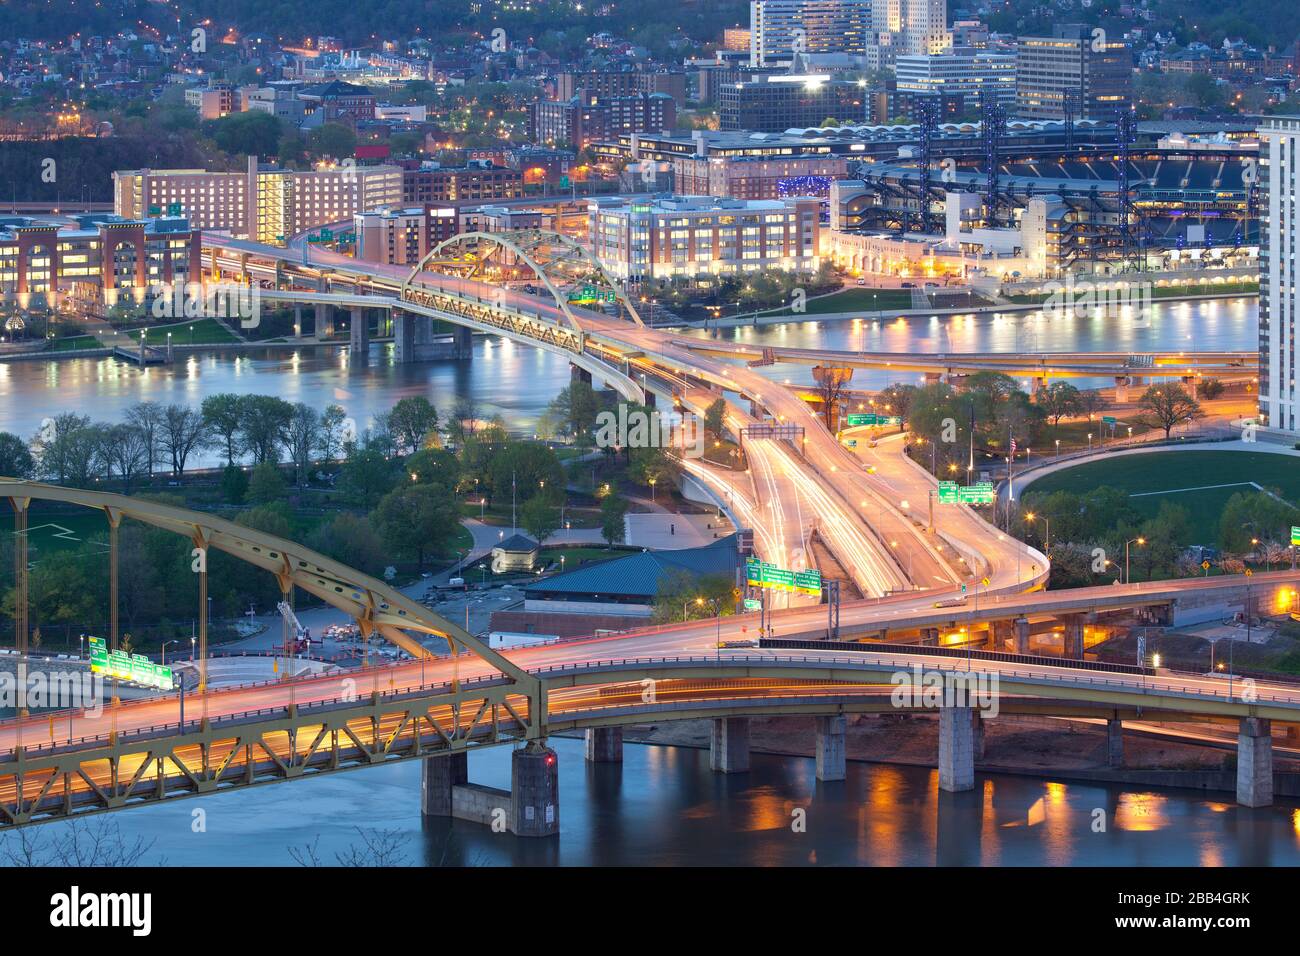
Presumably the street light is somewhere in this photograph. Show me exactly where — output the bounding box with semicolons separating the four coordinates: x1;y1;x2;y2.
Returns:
1124;536;1146;584
1024;512;1050;550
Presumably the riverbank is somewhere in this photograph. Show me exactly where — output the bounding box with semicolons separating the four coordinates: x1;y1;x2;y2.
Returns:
587;713;1300;798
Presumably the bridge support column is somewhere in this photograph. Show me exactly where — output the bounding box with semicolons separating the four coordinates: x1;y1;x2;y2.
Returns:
920;626;940;646
1237;717;1273;808
1013;617;1030;655
1114;376;1130;403
293;304;303;338
972;710;986;760
1182;375;1198;401
420;752;468;817
710;717;750;773
1107;718;1124;768
570;363;593;385
815;714;846;781
512;740;560;837
939;704;975;792
316;303;335;339
584;727;623;763
454;325;473;360
394;309;414;363
1062;614;1084;659
349;307;369;360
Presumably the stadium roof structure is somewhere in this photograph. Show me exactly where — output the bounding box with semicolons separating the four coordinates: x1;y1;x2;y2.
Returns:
526;534;740;603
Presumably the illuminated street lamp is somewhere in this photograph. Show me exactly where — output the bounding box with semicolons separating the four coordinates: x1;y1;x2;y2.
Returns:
1024;511;1050;550
1124;537;1146;584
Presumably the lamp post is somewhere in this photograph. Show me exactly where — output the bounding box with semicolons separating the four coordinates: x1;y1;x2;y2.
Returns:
1024;512;1050;550
1124;536;1146;584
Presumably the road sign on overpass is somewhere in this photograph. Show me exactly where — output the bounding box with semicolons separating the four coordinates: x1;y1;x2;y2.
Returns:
747;558;822;597
937;481;995;504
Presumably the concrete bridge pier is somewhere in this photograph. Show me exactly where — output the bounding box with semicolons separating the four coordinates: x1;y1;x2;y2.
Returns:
584;727;623;763
316;303;335;339
989;620;1012;651
1061;614;1084;659
394;309;414;362
570;363;593;385
920;626;940;646
815;715;846;781
512;740;560;837
454;325;473;359
420;752;468;817
1237;717;1273;808
293;304;304;338
1182;375;1198;400
349;307;369;360
1114;376;1130;403
939;704;975;792
1107;718;1124;768
972;710;986;760
1013;617;1030;655
710;717;751;773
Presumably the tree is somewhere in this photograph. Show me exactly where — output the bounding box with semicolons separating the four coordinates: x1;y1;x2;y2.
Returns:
102;423;151;493
319;404;349;463
521;495;561;545
202;394;245;465
307;122;357;160
220;464;250;505
305;513;386;577
1218;491;1298;553
652;569;737;623
485;441;564;504
339;447;399;509
704;398;727;438
372;484;459;570
386;396;439;455
203;110;283;157
124;401;165;477
32;412;91;484
405;447;460;490
240;395;294;465
600;494;628;547
247;461;288;504
1040;381;1082;427
0;431;35;478
1137;384;1204;439
158;404;210;477
285;402;322;486
1079;389;1107;420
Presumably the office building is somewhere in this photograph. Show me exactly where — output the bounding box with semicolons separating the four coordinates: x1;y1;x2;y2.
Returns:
400;160;524;204
868;0;952;69
1258;115;1300;436
894;48;1016;111
1015;24;1132;121
749;0;871;67
719;74;865;131
529;93;676;150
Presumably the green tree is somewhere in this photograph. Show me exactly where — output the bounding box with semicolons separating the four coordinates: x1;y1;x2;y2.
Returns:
1137;384;1203;439
203;110;284;157
220;464;250;504
386;396;440;455
202;394;245;465
520;495;561;545
339;447;399;509
373;484;460;570
1040;381;1082;427
0;431;35;478
704;398;727;438
600;494;628;547
247;462;289;504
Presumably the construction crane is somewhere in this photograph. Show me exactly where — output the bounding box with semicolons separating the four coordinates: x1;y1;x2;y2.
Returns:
276;600;310;655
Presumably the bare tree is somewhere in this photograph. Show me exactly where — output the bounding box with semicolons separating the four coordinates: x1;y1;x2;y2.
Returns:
0;819;158;866
124;401;165;479
1137;384;1204;439
159;404;212;477
103;423;151;493
319;403;349;464
286;402;323;487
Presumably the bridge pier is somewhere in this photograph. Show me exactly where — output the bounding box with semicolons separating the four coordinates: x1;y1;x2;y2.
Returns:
349;307;369;361
394;309;414;362
584;727;623;763
454;325;473;359
710;717;751;773
293;304;303;338
1114;376;1130;403
938;704;975;792
920;626;940;646
512;740;560;837
972;710;986;760
316;303;335;339
1182;375;1198;401
420;752;468;817
1061;614;1084;659
1237;717;1273;808
570;363;593;386
1013;617;1030;655
815;715;846;781
1107;718;1124;768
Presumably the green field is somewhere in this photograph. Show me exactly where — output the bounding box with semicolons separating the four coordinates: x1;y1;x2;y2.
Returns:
134;318;241;346
8;509;111;561
1025;450;1300;542
47;334;104;352
760;288;917;317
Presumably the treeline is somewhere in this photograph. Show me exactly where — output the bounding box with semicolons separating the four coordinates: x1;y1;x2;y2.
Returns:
0;136;212;203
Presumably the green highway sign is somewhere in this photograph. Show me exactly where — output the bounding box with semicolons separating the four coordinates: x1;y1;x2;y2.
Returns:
743;598;761;611
87;636;174;690
846;413;901;427
1293;526;1300;547
937;481;995;505
746;558;822;597
567;284;616;304
1102;415;1117;425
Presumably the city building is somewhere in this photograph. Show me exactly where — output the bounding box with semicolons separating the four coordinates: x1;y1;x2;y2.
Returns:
1258;115;1300;436
587;194;822;283
295;79;376;124
1015;25;1132;121
672;153;850;199
868;0;952;69
113;157;403;245
894;48;1016;111
400;160;524;204
353;205;459;265
529;92;676;150
0;214;201;304
719;74;865;131
748;0;871;67
183;81;240;120
723;27;753;52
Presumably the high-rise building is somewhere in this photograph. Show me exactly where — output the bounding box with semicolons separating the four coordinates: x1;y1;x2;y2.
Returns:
749;0;871;67
895;48;1016;111
1258;115;1300;436
719;74;866;131
867;0;952;70
1015;24;1132;121
529;93;676;150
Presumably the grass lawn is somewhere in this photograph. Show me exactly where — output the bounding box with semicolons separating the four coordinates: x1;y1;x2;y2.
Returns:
1025;450;1300;542
47;334;104;352
760;288;916;317
1007;279;1259;305
132;318;241;347
9;508;110;561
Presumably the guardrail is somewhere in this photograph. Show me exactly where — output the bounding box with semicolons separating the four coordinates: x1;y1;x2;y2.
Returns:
758;637;1148;675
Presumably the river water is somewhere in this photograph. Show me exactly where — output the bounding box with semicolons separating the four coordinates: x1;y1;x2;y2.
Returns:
9;738;1297;867
0;295;1277;866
